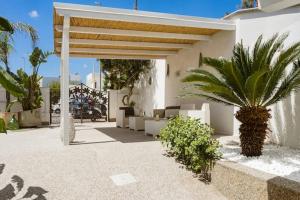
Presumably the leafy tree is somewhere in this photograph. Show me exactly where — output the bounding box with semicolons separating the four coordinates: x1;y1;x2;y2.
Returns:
0;17;38;109
101;59;151;106
241;0;257;8
182;34;300;157
49;81;60;105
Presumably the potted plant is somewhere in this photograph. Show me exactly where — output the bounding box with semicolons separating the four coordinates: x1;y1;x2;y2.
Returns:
0;47;52;127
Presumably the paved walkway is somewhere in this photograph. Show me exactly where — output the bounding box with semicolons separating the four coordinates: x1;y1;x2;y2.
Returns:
0;122;226;200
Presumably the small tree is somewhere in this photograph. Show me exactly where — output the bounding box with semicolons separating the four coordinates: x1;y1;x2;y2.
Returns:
101;59;151;106
49;81;60;105
241;0;258;8
183;34;300;157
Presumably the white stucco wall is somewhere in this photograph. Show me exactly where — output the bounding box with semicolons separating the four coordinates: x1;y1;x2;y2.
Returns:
134;59;166;117
165;31;236;135
229;6;300;148
108;59;166;120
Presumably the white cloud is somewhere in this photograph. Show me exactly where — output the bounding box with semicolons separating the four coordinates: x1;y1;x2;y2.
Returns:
29;10;39;18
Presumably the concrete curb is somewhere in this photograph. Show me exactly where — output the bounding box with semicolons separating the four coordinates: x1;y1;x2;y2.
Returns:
212;160;300;200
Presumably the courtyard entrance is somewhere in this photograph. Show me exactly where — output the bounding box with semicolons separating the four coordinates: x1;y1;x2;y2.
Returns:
50;83;108;124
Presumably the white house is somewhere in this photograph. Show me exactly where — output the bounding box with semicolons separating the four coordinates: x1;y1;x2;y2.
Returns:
53;1;300;147
86;72;104;90
40;76;60;87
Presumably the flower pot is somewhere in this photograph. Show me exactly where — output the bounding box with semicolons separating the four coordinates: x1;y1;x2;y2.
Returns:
18;109;41;128
0;112;19;128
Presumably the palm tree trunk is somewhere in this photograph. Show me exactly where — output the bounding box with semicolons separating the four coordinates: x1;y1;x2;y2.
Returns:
235;106;271;157
5;64;11;110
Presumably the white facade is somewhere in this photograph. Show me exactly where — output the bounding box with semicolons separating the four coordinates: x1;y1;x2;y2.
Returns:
70;73;81;84
165;31;236;135
40;77;60;87
86;72;104;90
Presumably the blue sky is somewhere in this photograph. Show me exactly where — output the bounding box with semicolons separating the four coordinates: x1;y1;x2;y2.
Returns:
0;0;241;82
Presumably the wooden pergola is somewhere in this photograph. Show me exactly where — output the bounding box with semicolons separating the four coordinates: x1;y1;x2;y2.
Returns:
53;2;236;145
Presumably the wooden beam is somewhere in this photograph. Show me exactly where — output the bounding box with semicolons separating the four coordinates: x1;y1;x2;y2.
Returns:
55;38;193;49
55;25;211;41
56;47;178;56
69;54;167;60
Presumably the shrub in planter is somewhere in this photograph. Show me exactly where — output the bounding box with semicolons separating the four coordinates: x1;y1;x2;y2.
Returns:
160;116;222;181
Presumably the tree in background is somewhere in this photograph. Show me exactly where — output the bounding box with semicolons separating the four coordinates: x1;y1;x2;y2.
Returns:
183;34;300;157
241;0;258;8
0;17;38;109
49;81;60;105
101;59;151;106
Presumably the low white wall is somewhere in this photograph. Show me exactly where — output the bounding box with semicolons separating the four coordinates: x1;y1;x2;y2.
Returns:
40;87;50;124
165;31;236;135
0;86;50;124
229;6;300;148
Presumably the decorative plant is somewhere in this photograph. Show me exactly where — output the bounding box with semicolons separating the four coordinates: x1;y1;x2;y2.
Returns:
160;116;221;181
0;47;52;111
182;34;300;157
0;16;38;109
101;59;151;106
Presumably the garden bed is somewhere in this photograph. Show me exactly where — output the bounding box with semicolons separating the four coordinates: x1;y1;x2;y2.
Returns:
212;135;300;200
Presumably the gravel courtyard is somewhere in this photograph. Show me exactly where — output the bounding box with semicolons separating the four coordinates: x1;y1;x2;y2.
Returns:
0;122;225;200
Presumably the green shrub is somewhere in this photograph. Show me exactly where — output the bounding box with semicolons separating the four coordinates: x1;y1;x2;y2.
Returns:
160;116;222;180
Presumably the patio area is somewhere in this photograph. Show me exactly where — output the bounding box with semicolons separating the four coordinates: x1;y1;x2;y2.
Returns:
0;122;225;200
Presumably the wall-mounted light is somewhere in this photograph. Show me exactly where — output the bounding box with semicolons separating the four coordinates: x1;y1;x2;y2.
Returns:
148;77;152;85
166;64;170;77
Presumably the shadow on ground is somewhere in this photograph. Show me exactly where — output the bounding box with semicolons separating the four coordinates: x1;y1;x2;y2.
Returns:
0;164;48;200
95;127;156;143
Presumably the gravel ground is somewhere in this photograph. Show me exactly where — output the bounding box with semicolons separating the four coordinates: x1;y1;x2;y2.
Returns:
0;122;225;200
219;135;300;183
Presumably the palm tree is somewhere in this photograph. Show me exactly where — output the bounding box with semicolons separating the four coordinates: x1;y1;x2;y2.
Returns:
0;18;38;109
182;34;300;157
0;17;13;33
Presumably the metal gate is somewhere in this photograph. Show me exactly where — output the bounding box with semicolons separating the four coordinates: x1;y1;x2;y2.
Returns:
50;83;108;124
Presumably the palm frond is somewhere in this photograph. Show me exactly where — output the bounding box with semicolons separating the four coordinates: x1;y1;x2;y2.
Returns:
182;34;300;108
0;17;13;33
12;22;38;47
0;67;26;97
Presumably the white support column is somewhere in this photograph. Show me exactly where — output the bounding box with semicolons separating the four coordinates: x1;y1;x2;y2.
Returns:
60;15;70;145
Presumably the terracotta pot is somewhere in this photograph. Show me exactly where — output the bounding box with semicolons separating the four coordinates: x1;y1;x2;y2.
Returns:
0;112;19;128
18;109;41;128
